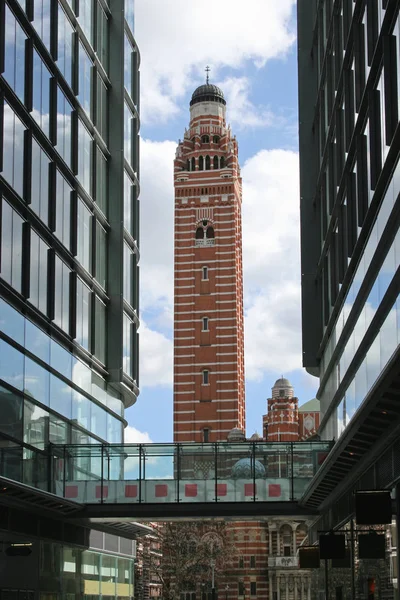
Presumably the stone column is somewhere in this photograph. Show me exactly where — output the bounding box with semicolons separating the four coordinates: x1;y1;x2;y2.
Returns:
307;578;311;600
269;574;273;600
269;530;273;554
294;577;297;600
301;577;305;600
277;529;280;555
277;576;280;600
285;575;289;600
292;528;297;556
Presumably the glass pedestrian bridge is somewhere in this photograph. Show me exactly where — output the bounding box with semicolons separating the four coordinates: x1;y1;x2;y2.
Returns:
0;440;332;516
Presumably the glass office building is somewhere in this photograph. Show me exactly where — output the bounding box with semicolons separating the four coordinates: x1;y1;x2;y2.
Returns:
0;0;142;595
298;1;400;508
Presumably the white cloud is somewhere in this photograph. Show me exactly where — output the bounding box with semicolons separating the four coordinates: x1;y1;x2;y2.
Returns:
139;321;173;387
124;424;153;444
135;0;296;124
221;77;279;129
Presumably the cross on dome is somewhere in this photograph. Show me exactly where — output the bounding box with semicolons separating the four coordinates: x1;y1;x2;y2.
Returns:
205;65;210;84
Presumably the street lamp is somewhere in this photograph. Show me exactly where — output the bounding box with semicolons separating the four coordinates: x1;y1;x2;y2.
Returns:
210;559;216;600
225;584;229;600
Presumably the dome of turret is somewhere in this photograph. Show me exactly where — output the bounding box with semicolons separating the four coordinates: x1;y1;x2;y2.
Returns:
272;377;294;399
227;427;246;442
190;84;226;106
231;458;266;479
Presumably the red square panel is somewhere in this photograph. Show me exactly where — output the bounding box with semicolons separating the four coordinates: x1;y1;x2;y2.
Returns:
155;484;168;498
95;485;108;499
216;484;227;497
125;485;138;498
65;485;78;499
244;483;256;496
268;484;281;497
185;484;198;497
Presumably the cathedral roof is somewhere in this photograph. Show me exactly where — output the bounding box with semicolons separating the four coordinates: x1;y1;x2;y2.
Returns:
273;377;292;388
298;398;320;412
190;84;226;106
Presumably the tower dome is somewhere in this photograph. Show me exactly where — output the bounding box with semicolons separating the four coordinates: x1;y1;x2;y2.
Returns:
190;84;226;106
272;377;294;399
231;458;266;479
227;427;246;442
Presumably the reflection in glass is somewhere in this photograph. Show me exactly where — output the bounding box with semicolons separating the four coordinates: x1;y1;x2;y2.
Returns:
78;43;92;116
78;0;93;43
0;299;25;345
96;148;107;214
124;172;132;232
97;7;108;71
33;0;51;50
24;399;48;449
78;120;93;195
123;243;132;305
95;222;107;289
56;88;72;167
25;319;50;363
123;314;132;377
91;401;107;440
76;279;91;350
54;256;70;333
1;200;23;292
24;357;50;406
94;296;106;363
124;103;132;165
29;231;48;314
55;170;72;250
0;385;23;439
4;6;26;102
72;357;92;394
32;50;51;137
124;35;132;95
57;5;74;86
50;374;72;419
125;0;134;33
81;551;100;594
31;139;50;224
2;103;25;198
96;75;108;142
77;198;92;272
50;339;72;380
72;390;90;431
107;413;122;443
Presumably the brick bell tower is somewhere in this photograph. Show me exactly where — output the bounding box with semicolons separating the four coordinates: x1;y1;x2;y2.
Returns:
173;71;245;443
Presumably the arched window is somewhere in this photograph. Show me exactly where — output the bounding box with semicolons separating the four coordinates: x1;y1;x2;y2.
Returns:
203;428;210;443
206;227;214;239
202;370;209;385
186;159;190;171
220;156;225;168
205;155;211;170
201;135;209;144
199;156;204;170
202;317;209;331
195;227;204;240
213;135;220;144
191;157;195;171
213;156;219;169
202;266;208;280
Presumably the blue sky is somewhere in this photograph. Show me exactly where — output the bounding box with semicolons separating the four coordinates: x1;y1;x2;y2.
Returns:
125;0;319;444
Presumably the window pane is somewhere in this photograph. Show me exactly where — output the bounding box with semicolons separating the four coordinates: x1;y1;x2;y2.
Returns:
78;0;93;43
2;103;25;198
1;200;23;293
95;222;106;289
0;298;25;345
31;139;50;224
55;170;72;250
72;389;90;430
78;43;92;116
77;198;92;272
29;230;48;314
78;120;92;195
0;385;23;439
0;339;24;390
32;0;51;50
3;6;26;103
24;357;50;406
123;314;132;377
96;148;107;214
50;339;72;380
54;256;70;333
32;50;51;137
50;374;72;419
97;7;108;72
125;0;134;33
124;103;132;165
76;278;91;350
57;6;74;86
24;399;47;449
56;88;72;167
91;401;106;440
94;296;106;363
25;319;50;363
124;35;132;96
96;75;107;142
123;243;132;305
124;172;132;232
49;415;68;443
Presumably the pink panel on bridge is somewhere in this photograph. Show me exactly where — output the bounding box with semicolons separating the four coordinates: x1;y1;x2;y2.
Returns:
125;485;138;498
185;484;198;497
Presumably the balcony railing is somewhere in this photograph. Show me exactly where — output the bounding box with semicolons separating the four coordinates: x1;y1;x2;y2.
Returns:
0;438;332;506
268;556;298;568
195;239;215;247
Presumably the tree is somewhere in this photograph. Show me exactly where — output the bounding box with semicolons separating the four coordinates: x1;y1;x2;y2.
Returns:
150;522;238;600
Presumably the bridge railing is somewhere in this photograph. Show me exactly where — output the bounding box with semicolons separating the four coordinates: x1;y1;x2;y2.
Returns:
0;439;333;504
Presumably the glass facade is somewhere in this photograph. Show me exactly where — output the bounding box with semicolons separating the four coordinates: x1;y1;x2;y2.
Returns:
298;0;400;441
0;0;141;587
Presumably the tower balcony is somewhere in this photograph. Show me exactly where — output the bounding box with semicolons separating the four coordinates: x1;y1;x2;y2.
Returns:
195;239;215;247
268;556;298;568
